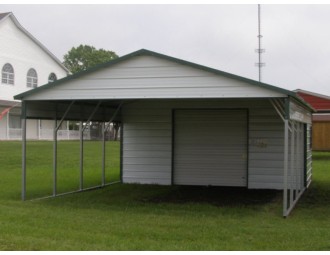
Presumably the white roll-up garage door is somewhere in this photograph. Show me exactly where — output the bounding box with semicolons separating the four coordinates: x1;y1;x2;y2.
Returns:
173;109;247;186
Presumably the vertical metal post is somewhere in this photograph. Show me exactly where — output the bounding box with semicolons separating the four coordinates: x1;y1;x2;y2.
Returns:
302;123;306;189
67;121;69;140
297;123;302;193
38;120;41;140
295;122;299;195
290;121;295;203
102;103;123;185
79;101;102;190
102;122;106;186
6;109;10;139
21;102;27;200
53;117;57;196
79;121;84;190
283;119;289;217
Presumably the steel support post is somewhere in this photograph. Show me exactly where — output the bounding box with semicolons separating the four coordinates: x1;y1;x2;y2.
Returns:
102;122;106;186
102;102;123;185
6;109;10;139
283;119;289;217
290;121;295;203
295;122;300;195
104;103;123;133
79;121;84;191
301;124;304;187
55;101;75;132
21;117;27;201
82;101;102;133
270;99;285;123
53;101;75;196
53;118;57;196
80;101;102;190
301;123;306;189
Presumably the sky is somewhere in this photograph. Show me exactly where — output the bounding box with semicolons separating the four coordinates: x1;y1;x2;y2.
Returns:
1;3;330;95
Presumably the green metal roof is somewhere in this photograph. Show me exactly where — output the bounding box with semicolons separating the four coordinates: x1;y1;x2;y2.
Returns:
14;48;310;109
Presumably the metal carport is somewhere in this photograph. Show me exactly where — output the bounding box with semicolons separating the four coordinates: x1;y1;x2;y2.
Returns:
20;99;123;200
15;49;313;217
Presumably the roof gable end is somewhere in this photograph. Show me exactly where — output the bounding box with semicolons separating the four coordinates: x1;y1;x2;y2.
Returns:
14;49;304;103
0;12;69;74
0;12;10;20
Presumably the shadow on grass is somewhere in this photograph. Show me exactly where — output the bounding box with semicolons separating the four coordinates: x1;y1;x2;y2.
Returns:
312;152;330;161
143;186;281;207
39;184;281;210
299;182;330;207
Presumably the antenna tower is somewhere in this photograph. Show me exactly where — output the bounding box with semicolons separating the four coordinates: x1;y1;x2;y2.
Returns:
255;4;265;82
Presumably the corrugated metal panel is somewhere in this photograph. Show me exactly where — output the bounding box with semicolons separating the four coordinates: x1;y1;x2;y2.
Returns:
122;103;172;185
248;104;284;189
24;101;120;122
306;124;313;186
23;55;286;101
173;109;247;187
121;100;296;190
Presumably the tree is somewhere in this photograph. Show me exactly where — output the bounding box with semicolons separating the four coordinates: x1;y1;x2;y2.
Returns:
63;44;118;74
64;45;119;141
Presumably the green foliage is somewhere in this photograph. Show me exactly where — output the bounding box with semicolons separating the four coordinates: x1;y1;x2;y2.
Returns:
0;142;330;250
63;45;118;74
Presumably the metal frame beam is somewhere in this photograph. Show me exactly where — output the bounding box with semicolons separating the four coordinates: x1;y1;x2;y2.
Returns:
53;101;75;196
21;112;26;201
79;121;83;190
270;99;292;132
53;113;57;196
283;119;289;216
283;97;307;217
79;101;102;190
102;102;123;186
23;100;123;201
21;101;27;201
283;119;307;217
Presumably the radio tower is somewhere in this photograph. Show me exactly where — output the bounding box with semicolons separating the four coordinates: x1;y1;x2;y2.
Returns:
255;4;265;82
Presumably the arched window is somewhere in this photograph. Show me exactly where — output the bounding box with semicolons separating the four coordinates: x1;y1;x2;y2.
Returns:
2;63;14;85
27;68;38;88
48;73;57;83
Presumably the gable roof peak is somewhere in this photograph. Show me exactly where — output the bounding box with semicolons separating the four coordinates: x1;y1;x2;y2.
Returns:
14;48;312;111
0;11;69;74
0;12;11;20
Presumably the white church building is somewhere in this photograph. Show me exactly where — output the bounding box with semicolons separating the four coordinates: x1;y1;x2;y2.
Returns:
0;12;73;140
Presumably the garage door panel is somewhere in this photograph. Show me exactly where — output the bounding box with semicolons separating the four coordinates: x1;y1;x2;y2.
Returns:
174;109;247;186
176;156;246;163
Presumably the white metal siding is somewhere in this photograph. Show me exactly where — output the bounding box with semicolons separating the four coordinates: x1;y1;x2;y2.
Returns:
122;100;286;189
122;103;172;185
173;109;247;186
306;124;312;187
248;103;284;189
23;55;287;101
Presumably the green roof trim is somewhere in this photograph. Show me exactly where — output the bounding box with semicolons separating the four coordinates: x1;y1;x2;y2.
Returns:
13;48;310;109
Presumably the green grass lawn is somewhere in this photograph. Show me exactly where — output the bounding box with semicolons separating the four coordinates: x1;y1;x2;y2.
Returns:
0;141;330;250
